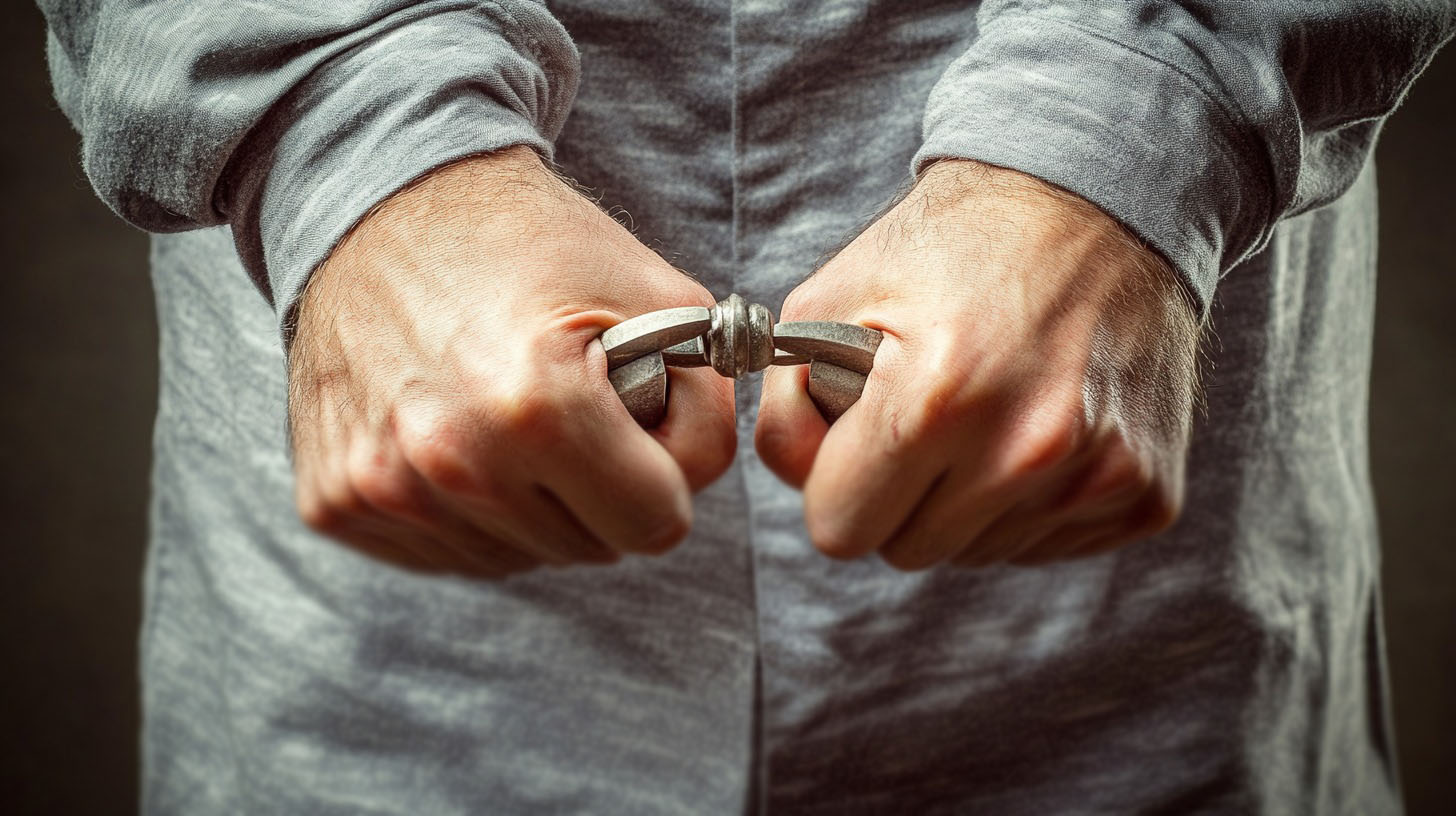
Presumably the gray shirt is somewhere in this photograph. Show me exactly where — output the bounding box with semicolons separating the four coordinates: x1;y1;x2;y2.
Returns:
40;1;1455;812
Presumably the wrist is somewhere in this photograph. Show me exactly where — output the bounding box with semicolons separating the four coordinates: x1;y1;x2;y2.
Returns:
913;158;1118;240
914;159;1193;321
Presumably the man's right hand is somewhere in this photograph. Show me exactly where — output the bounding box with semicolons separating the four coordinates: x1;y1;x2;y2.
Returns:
287;146;735;578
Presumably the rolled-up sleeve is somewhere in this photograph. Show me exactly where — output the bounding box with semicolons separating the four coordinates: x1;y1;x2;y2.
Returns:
40;0;579;338
914;1;1455;315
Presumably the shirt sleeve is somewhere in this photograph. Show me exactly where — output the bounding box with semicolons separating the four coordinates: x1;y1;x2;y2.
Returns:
39;0;580;340
913;0;1455;315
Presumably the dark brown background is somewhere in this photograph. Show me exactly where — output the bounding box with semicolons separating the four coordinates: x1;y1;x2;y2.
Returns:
1;4;1450;813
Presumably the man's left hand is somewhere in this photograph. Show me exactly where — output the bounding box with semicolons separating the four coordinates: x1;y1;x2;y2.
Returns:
756;160;1201;569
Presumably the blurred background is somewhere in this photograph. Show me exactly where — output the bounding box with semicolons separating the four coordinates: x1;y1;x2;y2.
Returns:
1;3;1451;814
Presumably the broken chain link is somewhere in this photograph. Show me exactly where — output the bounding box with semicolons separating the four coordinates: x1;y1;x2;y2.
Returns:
600;294;883;427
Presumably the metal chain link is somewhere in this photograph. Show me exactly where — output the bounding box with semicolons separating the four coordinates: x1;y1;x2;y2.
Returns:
600;295;883;427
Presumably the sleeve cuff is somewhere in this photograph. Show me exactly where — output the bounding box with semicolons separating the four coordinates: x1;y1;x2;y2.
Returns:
224;3;579;344
913;12;1273;316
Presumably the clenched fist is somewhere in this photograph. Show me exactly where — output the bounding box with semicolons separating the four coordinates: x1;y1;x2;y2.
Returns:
756;160;1200;569
288;147;736;578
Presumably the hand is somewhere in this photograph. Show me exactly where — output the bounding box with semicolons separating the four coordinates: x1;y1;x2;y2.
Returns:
756;160;1200;569
288;147;735;578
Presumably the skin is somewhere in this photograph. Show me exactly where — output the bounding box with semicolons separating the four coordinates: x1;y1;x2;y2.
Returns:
288;146;736;578
755;159;1201;569
292;147;1198;577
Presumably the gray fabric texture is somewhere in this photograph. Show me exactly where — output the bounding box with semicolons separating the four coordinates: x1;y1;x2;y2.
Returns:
39;0;1454;812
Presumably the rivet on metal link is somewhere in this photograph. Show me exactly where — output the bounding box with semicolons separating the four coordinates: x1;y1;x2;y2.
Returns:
707;293;775;379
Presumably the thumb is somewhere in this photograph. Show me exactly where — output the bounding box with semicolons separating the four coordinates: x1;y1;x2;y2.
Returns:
651;366;738;492
755;363;829;487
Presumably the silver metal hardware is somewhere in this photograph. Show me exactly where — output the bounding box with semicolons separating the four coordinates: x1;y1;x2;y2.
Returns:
601;295;883;427
772;321;883;423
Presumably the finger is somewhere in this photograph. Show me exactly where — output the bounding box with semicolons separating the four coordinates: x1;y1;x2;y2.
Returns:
353;492;541;578
1001;483;1160;567
542;407;694;555
959;494;1130;568
1008;519;1128;566
1052;486;1180;562
336;524;446;574
344;438;560;570
951;483;1092;568
950;499;1054;568
953;440;1148;567
878;461;1028;571
754;364;828;488
429;532;542;577
302;443;528;579
528;488;621;565
426;479;608;567
412;509;547;575
293;449;440;572
800;370;952;559
443;485;619;566
1065;531;1141;561
319;502;489;576
651;366;738;492
883;406;1095;569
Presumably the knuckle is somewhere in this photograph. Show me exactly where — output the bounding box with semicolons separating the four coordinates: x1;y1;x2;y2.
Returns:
672;278;715;307
779;288;809;319
635;509;691;556
779;284;827;321
397;419;480;494
327;479;368;517
1090;437;1154;500
296;488;343;534
814;538;861;561
483;383;564;444
1002;413;1084;483
1134;482;1183;537
877;393;958;455
901;340;987;431
302;476;369;531
807;518;868;562
348;458;423;520
908;382;968;435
